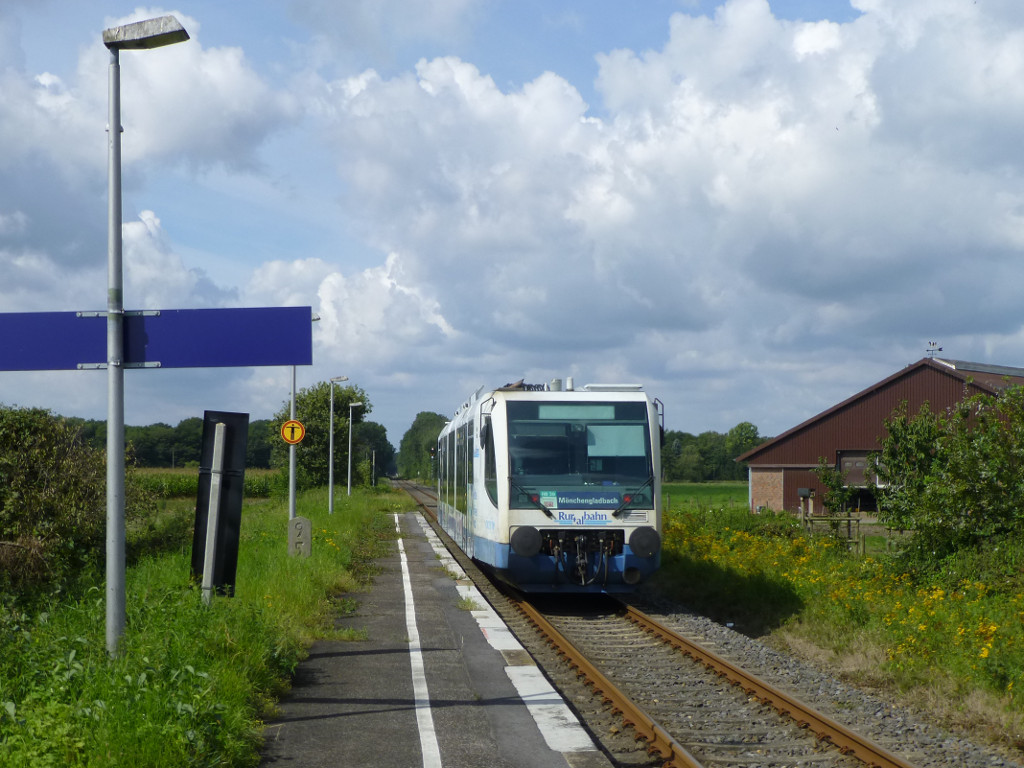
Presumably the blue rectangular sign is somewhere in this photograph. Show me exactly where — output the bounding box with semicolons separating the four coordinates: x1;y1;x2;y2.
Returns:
124;307;313;368
0;311;104;371
0;306;313;371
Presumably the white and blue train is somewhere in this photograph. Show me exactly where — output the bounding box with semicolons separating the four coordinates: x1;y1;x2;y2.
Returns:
436;378;662;593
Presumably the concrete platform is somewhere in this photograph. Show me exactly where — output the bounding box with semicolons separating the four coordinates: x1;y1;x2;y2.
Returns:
259;511;612;768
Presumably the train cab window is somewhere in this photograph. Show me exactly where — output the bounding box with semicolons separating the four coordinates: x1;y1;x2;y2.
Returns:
506;400;653;506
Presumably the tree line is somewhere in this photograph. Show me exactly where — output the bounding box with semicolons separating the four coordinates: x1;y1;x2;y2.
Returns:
662;421;765;482
71;416;275;468
397;411;448;479
268;380;396;487
68;379;399;481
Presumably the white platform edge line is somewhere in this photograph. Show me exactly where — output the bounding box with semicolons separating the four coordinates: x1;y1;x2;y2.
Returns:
505;666;597;753
397;514;444;768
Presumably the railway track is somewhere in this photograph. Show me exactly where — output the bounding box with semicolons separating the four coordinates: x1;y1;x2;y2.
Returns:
393;479;920;768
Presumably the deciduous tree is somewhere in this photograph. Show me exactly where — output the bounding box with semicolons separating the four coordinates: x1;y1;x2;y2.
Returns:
270;380;372;488
398;412;447;479
869;387;1024;566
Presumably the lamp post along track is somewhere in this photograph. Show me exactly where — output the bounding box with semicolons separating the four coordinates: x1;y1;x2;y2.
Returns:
394;480;923;768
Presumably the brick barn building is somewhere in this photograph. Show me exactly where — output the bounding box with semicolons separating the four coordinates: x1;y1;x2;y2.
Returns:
736;358;1024;514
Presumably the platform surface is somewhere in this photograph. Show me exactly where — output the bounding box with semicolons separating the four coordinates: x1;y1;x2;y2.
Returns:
259;511;612;768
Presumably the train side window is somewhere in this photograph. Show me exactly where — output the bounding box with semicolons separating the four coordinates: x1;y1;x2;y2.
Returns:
455;425;466;514
483;416;497;505
448;431;456;509
468;418;475;497
438;438;446;506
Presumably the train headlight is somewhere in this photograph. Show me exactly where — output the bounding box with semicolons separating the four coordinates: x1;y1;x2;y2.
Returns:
628;526;660;558
510;526;542;557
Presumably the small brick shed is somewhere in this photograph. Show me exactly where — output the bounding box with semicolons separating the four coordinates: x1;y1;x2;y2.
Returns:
736;358;1024;514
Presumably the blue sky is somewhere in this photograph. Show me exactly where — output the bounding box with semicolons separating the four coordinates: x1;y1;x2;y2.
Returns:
3;0;1024;449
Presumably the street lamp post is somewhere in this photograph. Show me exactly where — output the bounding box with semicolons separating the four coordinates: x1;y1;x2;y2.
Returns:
102;14;188;657
328;376;349;514
291;313;322;520
347;401;364;496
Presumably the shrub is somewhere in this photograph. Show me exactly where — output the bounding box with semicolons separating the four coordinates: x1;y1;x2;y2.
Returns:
870;387;1024;569
0;406;154;594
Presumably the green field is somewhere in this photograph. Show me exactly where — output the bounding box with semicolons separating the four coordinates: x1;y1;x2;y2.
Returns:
133;467;278;499
662;481;748;510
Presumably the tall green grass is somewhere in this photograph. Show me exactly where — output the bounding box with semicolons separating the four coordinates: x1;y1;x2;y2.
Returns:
0;487;409;767
133;468;277;499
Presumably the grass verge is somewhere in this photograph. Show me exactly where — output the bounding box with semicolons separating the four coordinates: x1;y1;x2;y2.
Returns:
0;486;411;767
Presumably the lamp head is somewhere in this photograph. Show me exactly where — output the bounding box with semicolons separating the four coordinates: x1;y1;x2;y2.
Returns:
103;15;189;50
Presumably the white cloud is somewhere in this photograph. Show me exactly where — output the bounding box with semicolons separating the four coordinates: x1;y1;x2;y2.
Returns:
7;0;1024;445
83;11;301;171
0;210;28;236
289;0;482;73
0;9;298;186
0;245;101;313
243;257;335;308
299;0;1024;439
316;252;456;365
0;66;97;183
123;210;232;309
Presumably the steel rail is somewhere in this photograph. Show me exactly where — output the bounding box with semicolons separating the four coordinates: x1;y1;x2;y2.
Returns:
393;479;437;517
508;593;704;768
621;603;919;768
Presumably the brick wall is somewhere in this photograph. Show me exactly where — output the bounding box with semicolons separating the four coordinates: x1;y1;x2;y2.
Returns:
749;467;783;512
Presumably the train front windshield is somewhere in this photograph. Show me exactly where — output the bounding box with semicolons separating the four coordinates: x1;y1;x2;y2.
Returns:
505;401;654;512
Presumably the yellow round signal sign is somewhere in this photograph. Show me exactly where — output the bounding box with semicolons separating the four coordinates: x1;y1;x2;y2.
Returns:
281;419;306;444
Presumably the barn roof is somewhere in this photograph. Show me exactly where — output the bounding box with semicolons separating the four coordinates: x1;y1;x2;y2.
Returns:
737;357;1024;464
933;358;1024;390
